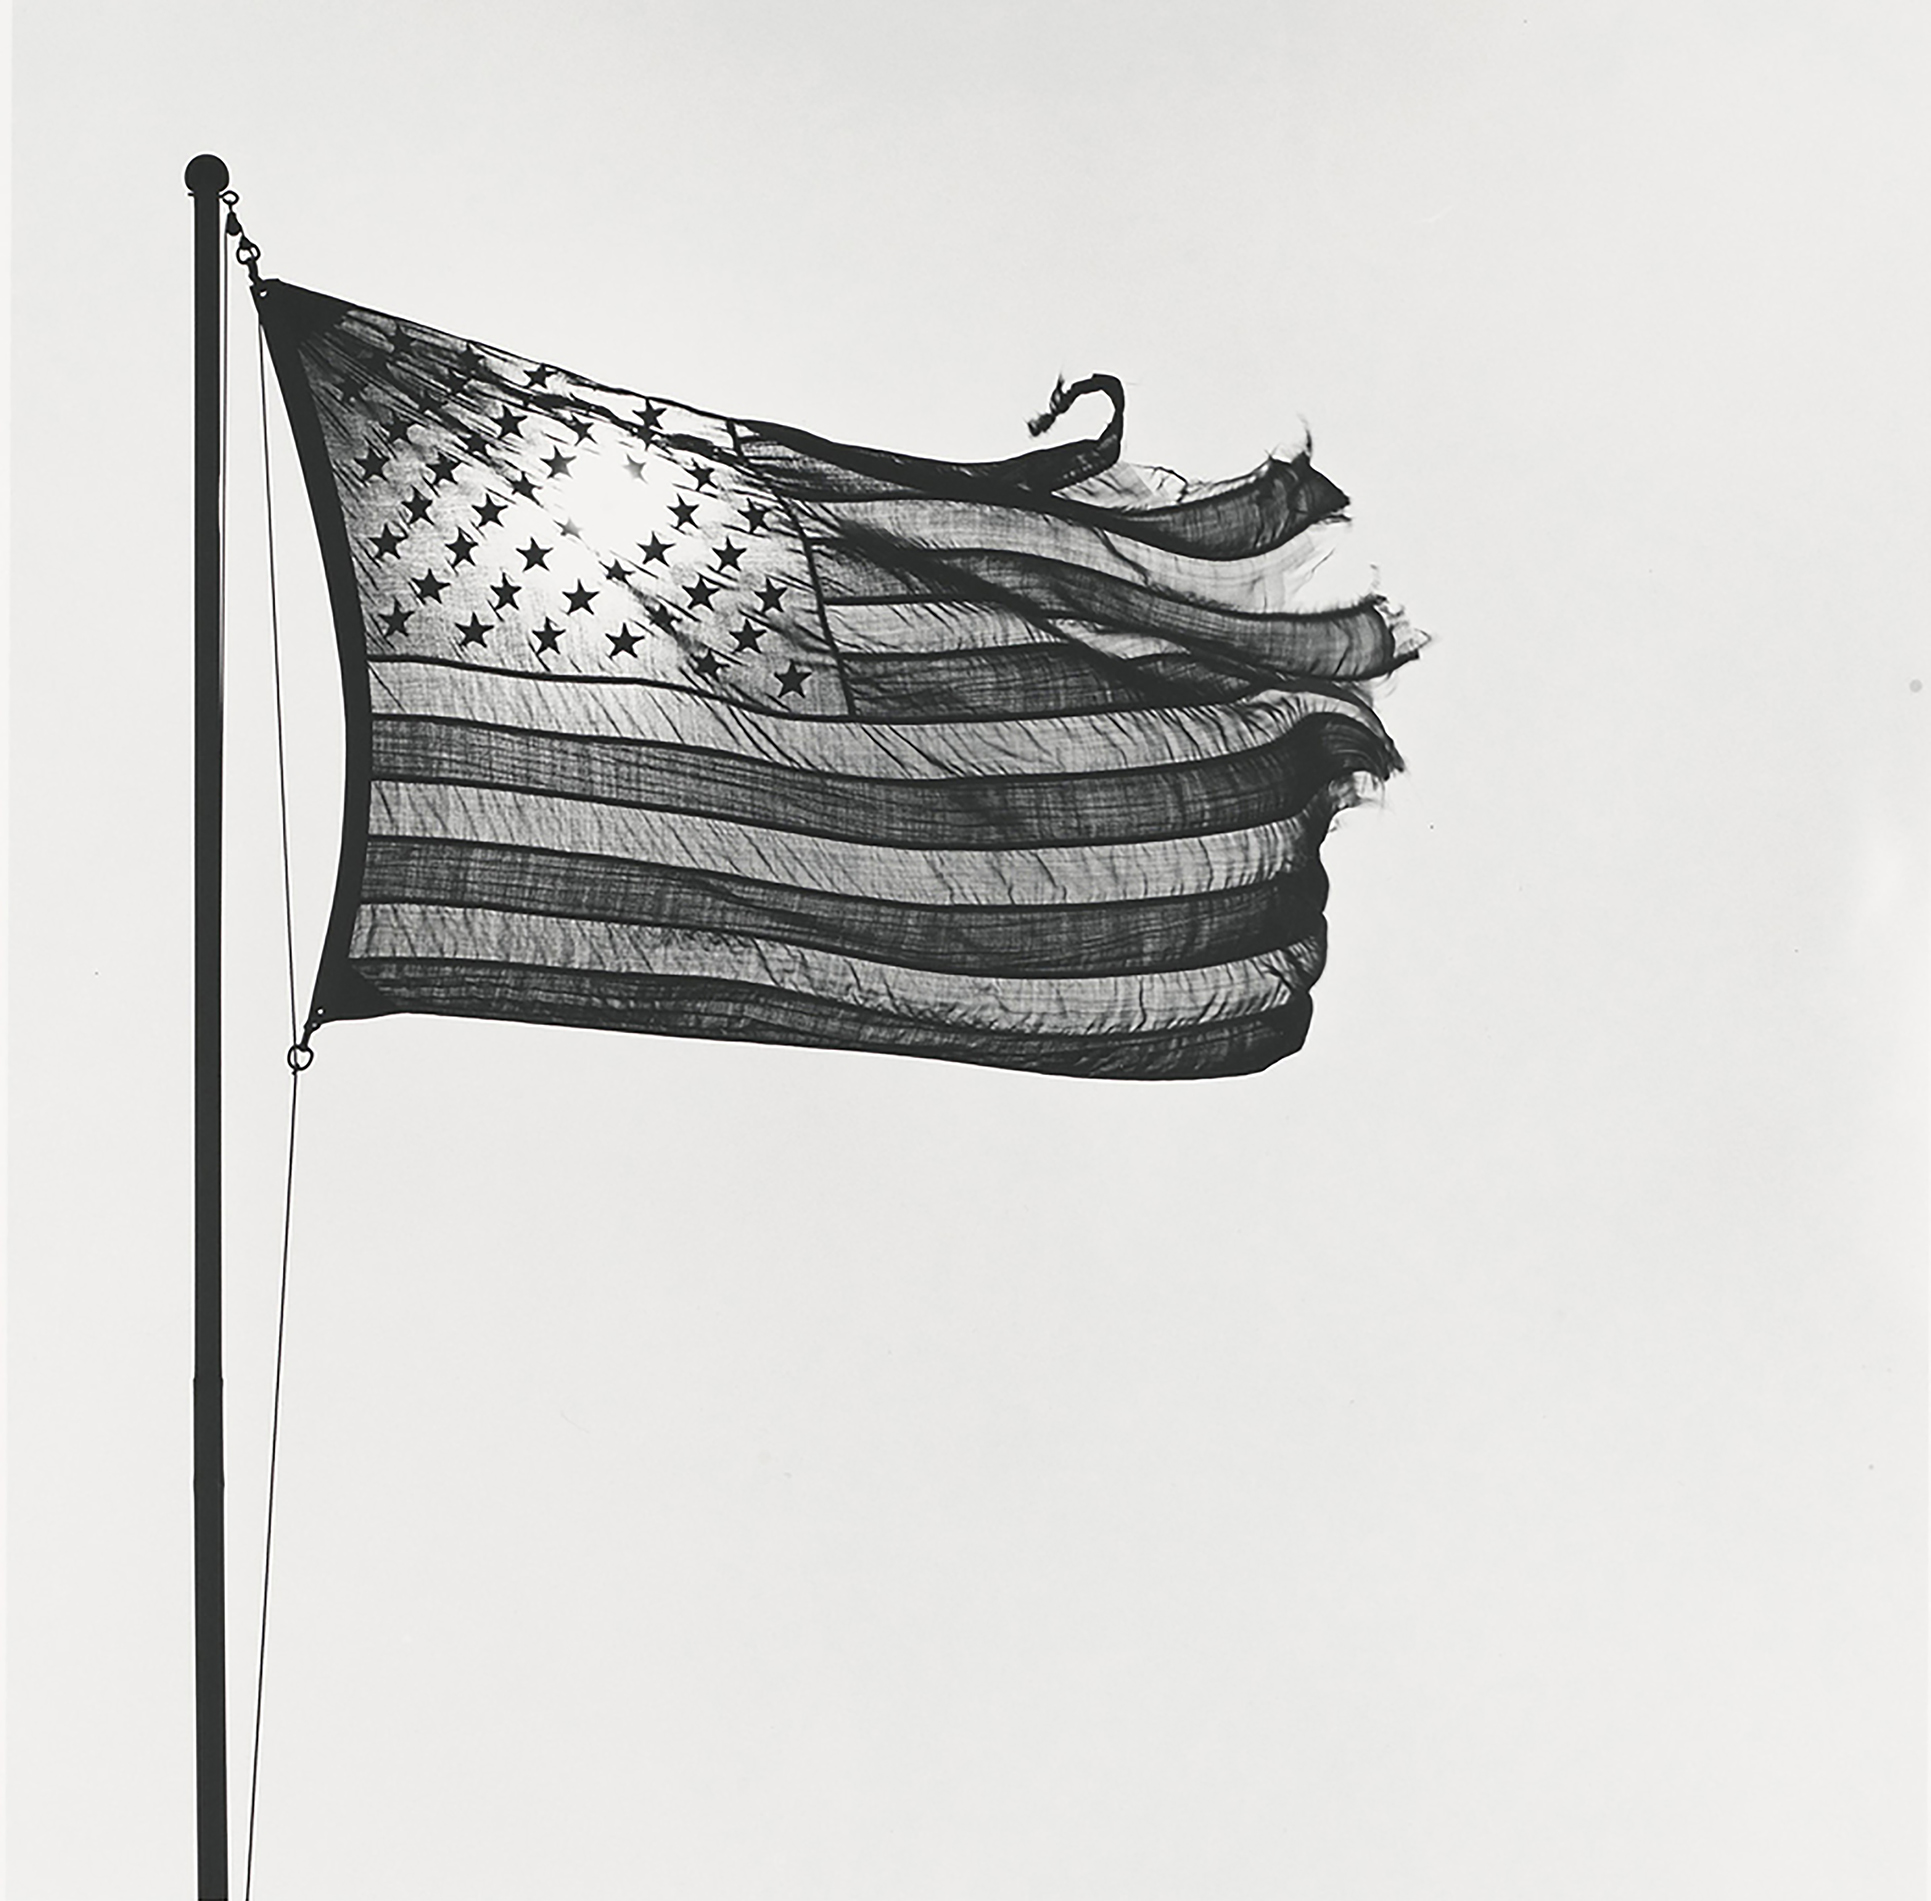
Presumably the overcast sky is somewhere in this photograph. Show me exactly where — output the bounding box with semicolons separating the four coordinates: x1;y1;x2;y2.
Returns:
10;3;1926;1897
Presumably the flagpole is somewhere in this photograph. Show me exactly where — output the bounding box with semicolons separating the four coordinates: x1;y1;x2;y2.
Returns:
185;149;230;1901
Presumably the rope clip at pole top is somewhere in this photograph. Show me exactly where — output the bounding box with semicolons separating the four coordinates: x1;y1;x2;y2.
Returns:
219;188;267;300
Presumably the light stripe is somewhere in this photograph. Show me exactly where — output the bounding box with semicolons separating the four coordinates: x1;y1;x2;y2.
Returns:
344;958;1316;1078
365;657;1383;779
1055;461;1193;509
813;503;1376;615
808;546;1395;667
358;837;1330;976
368;713;1384;848
367;781;1316;906
825;600;1180;663
349;904;1320;1034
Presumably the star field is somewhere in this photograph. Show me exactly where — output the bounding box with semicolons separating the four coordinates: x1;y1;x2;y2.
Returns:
304;307;841;712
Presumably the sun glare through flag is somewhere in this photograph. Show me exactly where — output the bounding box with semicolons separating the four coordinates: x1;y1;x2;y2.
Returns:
260;280;1423;1080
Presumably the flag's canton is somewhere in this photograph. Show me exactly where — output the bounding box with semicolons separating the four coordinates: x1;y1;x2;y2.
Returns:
303;307;847;715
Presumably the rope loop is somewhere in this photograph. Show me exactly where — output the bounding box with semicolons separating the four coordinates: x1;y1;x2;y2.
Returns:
286;1041;315;1074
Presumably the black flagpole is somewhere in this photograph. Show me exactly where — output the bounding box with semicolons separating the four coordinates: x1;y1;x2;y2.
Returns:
185;149;230;1901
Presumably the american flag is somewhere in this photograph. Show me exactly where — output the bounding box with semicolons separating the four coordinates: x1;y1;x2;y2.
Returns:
261;280;1421;1080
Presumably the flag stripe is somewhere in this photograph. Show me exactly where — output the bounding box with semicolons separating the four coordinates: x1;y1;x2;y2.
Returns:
368;781;1321;906
350;904;1320;1035
367;709;1389;848
839;645;1242;717
1051;457;1350;557
823;601;1254;667
818;505;1373;612
743;433;1351;561
346;958;1317;1079
741;408;1129;514
365;656;1385;779
809;543;1403;674
823;599;1061;653
359;838;1330;976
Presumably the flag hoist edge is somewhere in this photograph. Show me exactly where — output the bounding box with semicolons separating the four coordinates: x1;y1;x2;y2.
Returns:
259;279;1424;1081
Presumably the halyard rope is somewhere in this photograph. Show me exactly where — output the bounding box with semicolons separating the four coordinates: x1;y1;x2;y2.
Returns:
240;236;305;1901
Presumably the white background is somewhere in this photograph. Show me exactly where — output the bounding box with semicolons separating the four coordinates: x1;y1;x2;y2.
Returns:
9;3;1926;1896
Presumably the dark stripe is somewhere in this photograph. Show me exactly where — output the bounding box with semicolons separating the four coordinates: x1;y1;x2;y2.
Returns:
367;712;1393;847
336;958;1316;1080
1083;457;1349;560
744;431;1349;560
743;409;1123;505
809;538;1400;681
357;838;1333;977
841;645;1250;716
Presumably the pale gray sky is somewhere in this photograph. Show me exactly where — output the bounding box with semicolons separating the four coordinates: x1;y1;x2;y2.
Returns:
10;3;1926;1897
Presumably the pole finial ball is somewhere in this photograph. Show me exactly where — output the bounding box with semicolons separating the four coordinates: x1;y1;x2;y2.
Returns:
184;154;230;195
